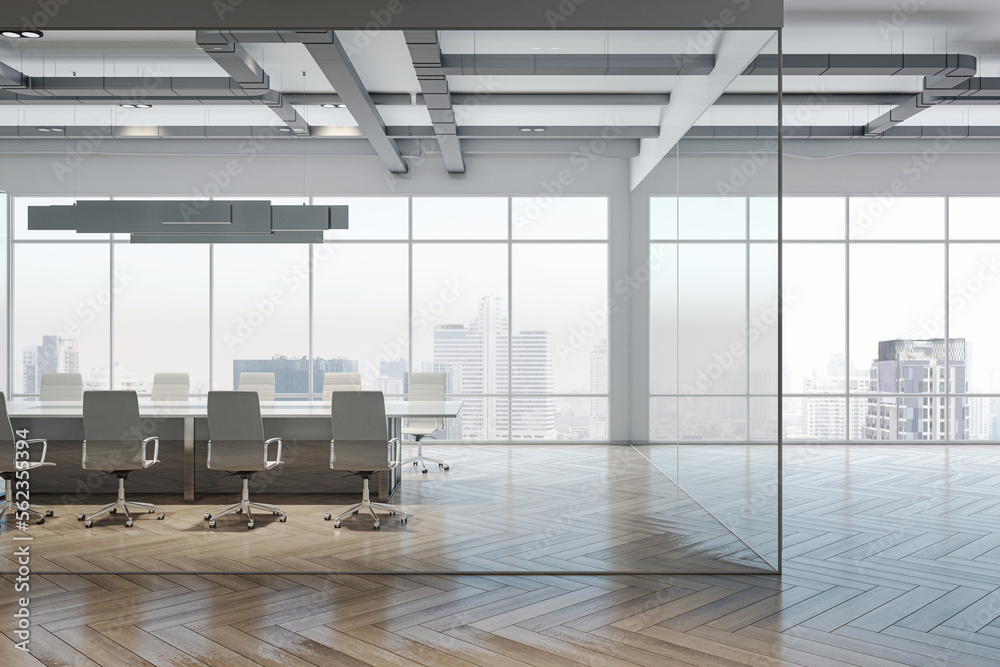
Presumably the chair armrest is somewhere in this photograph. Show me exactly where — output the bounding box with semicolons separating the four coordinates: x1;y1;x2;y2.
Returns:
265;437;283;465
142;436;160;467
24;438;48;464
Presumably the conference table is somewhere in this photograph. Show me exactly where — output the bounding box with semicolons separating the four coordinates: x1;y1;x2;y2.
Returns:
8;399;463;502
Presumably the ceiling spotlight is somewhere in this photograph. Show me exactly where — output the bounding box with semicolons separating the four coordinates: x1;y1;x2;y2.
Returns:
136;103;152;109
2;29;43;38
120;103;136;109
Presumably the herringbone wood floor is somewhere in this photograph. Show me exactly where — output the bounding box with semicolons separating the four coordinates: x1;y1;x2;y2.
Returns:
4;444;1000;666
1;445;772;575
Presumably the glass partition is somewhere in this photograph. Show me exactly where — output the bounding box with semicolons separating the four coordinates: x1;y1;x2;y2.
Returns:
645;33;781;573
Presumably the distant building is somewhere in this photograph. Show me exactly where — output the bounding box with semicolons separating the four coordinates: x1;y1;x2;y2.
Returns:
866;339;969;441
232;356;357;395
802;355;868;440
23;335;79;394
432;296;555;439
589;339;608;439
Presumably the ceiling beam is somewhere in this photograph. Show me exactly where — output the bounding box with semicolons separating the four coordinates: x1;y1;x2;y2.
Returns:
302;31;407;173
630;31;772;191
432;53;714;77
449;93;670;106
405;30;464;173
196;31;309;135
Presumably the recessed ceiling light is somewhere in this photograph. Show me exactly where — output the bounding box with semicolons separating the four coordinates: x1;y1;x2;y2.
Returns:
519;127;533;132
135;103;152;109
279;127;293;132
533;127;546;132
37;127;51;132
321;103;345;108
120;103;136;109
2;29;43;38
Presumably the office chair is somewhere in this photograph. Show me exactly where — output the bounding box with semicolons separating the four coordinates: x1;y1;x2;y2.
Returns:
40;372;83;402
0;392;55;524
151;372;190;402
237;372;276;402
79;391;165;527
401;372;449;473
321;372;362;402
325;391;408;529
205;391;286;529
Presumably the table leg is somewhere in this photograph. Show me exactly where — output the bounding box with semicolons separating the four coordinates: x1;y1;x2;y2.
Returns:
184;417;195;502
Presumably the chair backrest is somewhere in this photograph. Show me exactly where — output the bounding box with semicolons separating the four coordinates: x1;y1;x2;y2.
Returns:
207;391;269;471
322;372;362;402
151;372;190;402
0;392;18;471
82;391;145;471
237;372;275;402
330;391;393;471
40;373;83;402
407;372;445;431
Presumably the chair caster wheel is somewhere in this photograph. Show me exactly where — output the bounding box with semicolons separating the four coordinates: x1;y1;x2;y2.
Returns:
157;514;165;520
35;517;44;525
109;508;116;514
279;516;286;522
126;520;134;527
84;520;93;528
443;466;450;471
45;510;54;517
388;511;395;515
77;514;85;521
147;509;155;514
333;521;341;528
324;514;331;521
352;510;359;515
248;521;255;529
421;469;428;474
236;508;242;514
373;523;380;530
204;513;211;520
208;520;216;528
413;461;418;466
401;518;407;524
272;511;280;515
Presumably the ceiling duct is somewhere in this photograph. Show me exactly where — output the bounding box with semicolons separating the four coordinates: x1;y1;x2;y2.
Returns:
28;200;348;243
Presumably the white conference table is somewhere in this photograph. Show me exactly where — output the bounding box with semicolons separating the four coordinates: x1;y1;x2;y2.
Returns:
9;399;463;501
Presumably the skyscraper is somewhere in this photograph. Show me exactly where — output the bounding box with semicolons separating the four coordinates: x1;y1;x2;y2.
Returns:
432;296;555;439
865;339;969;441
589;339;608;439
23;335;79;394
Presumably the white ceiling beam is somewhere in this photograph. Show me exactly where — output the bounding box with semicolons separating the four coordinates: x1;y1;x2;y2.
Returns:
303;31;407;173
629;31;773;191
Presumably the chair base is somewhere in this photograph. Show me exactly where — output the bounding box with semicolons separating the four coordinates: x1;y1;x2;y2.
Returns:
77;475;164;528
1;474;54;524
400;436;450;474
325;475;408;529
204;474;286;530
